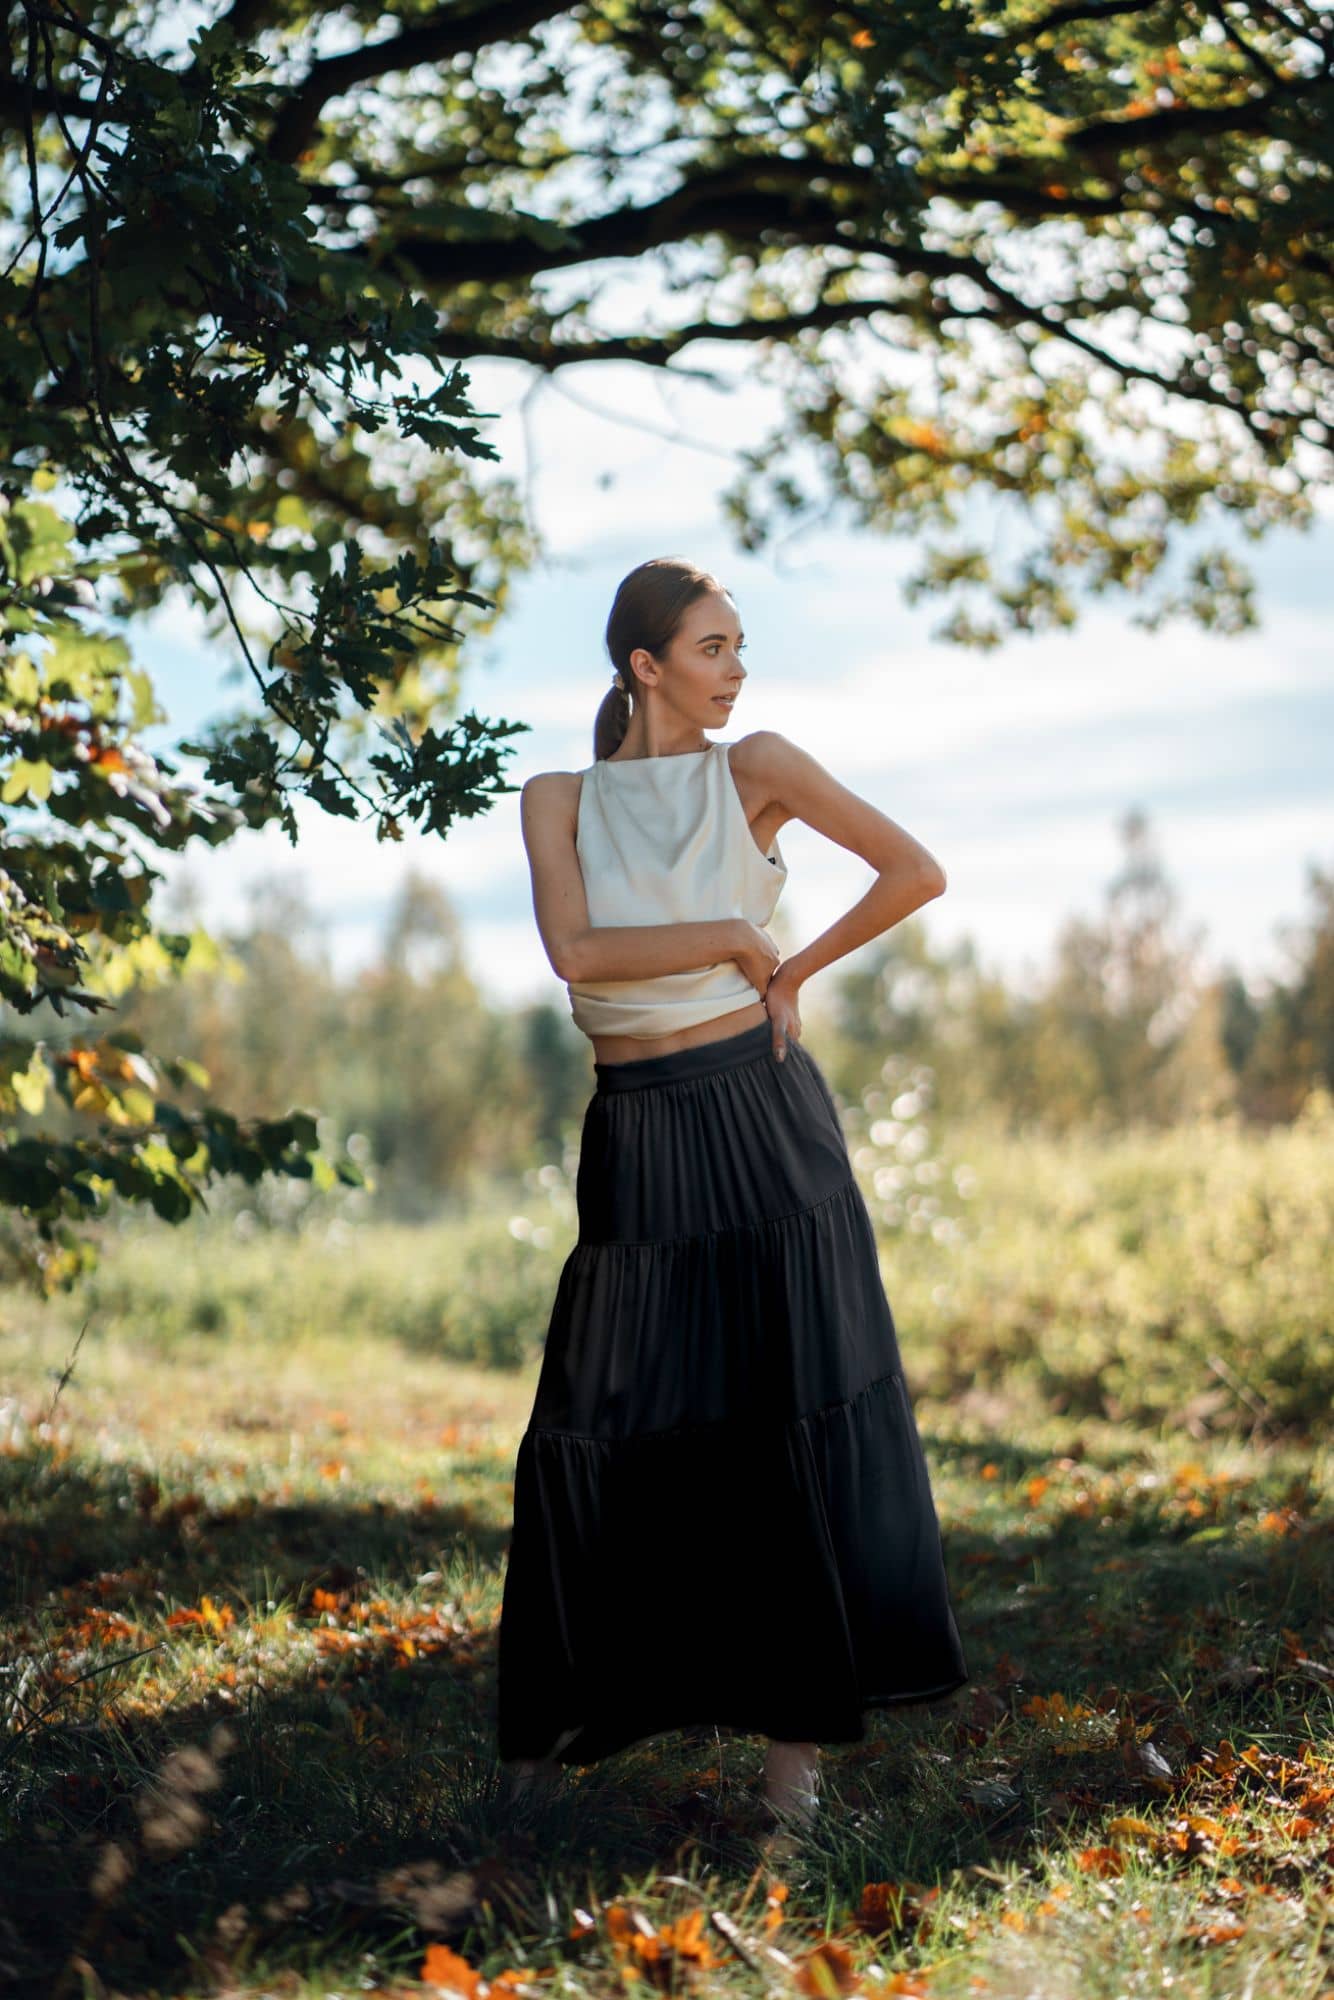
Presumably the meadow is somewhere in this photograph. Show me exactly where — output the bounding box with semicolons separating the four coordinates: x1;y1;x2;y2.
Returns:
1;1096;1331;1999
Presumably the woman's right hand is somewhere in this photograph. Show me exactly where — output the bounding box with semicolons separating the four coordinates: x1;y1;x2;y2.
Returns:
729;919;782;998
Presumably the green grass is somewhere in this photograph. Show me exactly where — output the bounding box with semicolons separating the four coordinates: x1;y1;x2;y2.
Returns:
1;1115;1332;1999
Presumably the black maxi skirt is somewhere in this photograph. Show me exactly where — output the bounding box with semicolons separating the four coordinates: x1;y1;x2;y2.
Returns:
495;1016;969;1767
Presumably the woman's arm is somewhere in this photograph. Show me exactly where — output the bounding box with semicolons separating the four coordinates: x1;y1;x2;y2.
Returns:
566;919;747;986
732;731;946;998
522;771;753;985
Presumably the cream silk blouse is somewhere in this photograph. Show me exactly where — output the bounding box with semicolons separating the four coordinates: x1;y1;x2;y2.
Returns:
565;739;788;1040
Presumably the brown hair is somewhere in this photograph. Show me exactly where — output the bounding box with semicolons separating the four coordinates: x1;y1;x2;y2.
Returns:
593;557;728;761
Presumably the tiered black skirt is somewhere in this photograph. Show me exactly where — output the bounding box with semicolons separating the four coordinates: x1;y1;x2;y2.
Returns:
495;1016;968;1766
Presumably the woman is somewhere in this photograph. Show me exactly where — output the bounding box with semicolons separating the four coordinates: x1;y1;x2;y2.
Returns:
497;556;968;1828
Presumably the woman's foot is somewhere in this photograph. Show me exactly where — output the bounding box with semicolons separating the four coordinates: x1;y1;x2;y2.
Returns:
502;1724;581;1804
504;1754;562;1803
762;1738;821;1826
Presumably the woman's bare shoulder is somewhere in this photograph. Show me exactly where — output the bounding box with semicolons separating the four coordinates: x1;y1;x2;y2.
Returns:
519;767;584;841
726;729;809;796
727;729;800;771
521;767;584;797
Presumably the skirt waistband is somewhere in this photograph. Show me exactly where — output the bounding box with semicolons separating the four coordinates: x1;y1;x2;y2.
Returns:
594;1017;776;1093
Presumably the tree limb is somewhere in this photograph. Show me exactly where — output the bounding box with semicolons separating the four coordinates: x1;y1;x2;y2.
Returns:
428;295;913;371
1019;0;1177;34
264;0;577;161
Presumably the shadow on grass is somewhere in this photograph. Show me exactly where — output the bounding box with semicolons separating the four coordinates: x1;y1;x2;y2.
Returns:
1;1428;1330;1999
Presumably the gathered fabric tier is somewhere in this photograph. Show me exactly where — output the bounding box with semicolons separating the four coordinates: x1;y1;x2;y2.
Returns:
495;1017;969;1767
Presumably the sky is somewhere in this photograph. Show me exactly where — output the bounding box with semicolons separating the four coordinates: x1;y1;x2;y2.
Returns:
139;349;1334;1021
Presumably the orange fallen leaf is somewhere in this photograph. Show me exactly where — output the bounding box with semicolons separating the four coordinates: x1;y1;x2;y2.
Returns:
1184;1919;1247;1944
795;1938;861;1996
421;1944;483;1996
1106;1816;1157;1840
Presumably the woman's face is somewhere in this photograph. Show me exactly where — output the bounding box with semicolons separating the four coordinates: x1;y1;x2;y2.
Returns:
630;588;748;726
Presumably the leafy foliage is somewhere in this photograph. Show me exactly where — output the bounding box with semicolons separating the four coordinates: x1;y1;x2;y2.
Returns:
77;0;1327;644
1;4;533;1285
10;0;1330;653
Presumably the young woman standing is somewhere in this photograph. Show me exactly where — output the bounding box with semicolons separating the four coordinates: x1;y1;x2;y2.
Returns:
497;557;968;1829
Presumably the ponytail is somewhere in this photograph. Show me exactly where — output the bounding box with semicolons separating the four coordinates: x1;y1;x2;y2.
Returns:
593;675;632;762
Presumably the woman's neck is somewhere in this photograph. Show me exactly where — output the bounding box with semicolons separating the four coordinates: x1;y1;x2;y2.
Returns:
605;734;713;763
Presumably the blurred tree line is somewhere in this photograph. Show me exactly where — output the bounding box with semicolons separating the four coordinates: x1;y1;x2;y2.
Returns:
51;806;1330;1216
826;809;1334;1137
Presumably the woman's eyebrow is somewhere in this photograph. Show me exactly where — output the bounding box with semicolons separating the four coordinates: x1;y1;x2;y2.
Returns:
697;631;745;644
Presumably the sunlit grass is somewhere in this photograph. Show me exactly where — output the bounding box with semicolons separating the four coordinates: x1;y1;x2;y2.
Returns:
1;1113;1331;1998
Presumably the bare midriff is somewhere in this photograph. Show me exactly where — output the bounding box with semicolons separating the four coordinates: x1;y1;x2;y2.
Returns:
590;996;769;1066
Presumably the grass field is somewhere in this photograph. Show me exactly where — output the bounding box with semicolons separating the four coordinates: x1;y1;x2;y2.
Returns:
2;1109;1331;1999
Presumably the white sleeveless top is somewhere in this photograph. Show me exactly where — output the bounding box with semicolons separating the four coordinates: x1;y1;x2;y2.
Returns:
566;739;788;1040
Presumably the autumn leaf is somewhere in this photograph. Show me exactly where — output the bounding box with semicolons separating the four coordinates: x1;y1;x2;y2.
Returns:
165;1595;235;1636
1183;1918;1248;1944
857;1883;907;1934
795;1938;861;1997
897;420;951;458
1076;1845;1125;1877
1106;1815;1157;1840
421;1944;484;1996
602;1903;720;1987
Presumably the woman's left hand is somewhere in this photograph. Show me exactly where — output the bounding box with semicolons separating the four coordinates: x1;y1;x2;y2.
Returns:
764;965;802;1060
